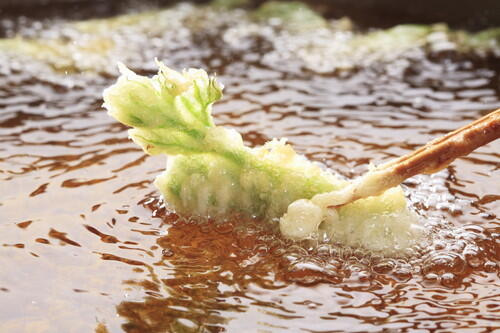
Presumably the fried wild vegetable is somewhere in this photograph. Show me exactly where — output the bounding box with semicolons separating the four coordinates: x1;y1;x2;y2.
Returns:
104;62;423;253
2;1;499;74
104;62;342;218
211;0;250;9
254;1;327;31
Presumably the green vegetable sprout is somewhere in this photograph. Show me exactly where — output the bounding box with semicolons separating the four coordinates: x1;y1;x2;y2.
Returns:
104;61;423;253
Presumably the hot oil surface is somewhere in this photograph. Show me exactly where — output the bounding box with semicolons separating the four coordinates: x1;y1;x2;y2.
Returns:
0;4;499;332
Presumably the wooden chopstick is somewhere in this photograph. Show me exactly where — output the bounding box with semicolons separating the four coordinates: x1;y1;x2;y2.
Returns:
312;109;500;208
380;108;500;176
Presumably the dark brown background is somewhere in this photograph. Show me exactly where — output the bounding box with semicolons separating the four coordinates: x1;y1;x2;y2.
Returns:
0;0;499;30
